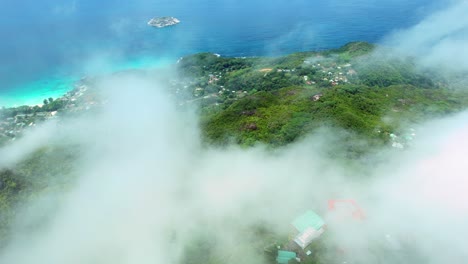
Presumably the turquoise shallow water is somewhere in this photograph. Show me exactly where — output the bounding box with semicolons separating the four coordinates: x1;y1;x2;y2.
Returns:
0;56;175;107
0;78;77;107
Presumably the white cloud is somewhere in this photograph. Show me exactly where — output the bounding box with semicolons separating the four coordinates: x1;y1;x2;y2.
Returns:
383;0;468;72
0;71;467;263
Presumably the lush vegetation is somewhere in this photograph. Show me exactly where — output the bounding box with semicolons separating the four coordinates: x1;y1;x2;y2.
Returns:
0;146;78;247
1;42;468;262
175;42;468;156
201;84;467;154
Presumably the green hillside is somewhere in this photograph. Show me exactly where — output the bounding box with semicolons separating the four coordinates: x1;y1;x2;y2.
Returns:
1;42;467;261
175;42;467;154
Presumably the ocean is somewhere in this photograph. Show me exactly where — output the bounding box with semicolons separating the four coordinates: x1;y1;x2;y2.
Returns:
0;0;442;107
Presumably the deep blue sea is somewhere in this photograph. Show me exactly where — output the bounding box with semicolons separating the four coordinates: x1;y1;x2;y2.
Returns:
0;0;443;106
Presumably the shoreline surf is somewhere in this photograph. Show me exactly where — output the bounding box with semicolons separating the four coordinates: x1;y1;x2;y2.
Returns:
0;56;176;108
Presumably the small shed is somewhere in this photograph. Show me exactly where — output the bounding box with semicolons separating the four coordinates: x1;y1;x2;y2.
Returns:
291;210;325;249
276;250;297;264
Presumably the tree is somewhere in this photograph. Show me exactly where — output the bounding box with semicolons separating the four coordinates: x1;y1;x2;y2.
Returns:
48;97;54;103
43;99;48;105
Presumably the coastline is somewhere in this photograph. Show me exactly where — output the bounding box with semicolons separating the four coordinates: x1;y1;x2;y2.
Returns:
0;77;76;108
0;56;176;108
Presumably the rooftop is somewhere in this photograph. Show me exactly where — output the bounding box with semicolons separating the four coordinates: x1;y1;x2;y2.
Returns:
291;210;325;233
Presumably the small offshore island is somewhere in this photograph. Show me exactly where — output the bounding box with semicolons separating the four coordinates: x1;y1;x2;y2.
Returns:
147;16;180;28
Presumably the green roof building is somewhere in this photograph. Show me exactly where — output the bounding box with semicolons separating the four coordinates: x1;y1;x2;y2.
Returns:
276;250;297;264
291;210;325;249
292;210;325;233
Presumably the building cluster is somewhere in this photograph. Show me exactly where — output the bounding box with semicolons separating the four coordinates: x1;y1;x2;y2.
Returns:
270;199;403;264
388;128;417;149
0;84;99;143
170;70;249;105
60;84;99;112
0;110;56;142
304;60;357;86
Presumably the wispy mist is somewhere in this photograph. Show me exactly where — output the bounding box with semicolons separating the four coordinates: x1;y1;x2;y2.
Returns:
1;1;468;263
0;70;467;263
382;0;468;73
